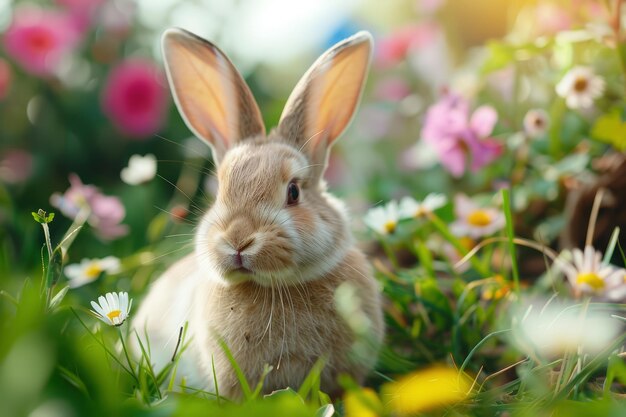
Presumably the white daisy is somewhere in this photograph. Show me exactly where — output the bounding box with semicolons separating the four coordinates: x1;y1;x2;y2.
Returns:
90;292;132;327
120;154;157;185
449;194;505;238
556;66;605;110
65;257;121;288
554;245;626;300
364;200;400;235
398;193;447;219
512;298;620;358
522;109;549;138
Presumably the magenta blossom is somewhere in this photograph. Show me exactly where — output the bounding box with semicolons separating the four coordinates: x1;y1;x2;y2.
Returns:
0;58;10;100
375;23;438;68
3;5;80;76
50;174;128;240
421;93;503;177
101;59;168;138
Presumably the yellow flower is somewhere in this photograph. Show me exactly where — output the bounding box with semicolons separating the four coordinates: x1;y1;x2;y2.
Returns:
344;388;382;417
382;366;471;415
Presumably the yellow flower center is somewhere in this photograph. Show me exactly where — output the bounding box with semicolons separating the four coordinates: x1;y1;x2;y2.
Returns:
384;221;397;234
576;272;604;290
573;77;588;92
85;264;102;279
107;310;122;322
467;210;492;227
459;237;475;250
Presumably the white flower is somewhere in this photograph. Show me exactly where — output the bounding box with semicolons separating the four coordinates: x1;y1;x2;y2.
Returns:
364;200;400;235
65;257;121;288
523;109;549;138
554;245;626;301
398;193;447;219
512;298;621;358
120;154;157;185
449;194;505;238
556;66;605;110
90;292;132;326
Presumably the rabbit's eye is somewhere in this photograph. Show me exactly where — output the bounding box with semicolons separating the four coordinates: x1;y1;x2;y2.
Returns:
287;181;299;205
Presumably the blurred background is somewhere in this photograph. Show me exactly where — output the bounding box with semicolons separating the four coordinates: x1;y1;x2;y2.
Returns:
1;1;626;415
1;0;623;274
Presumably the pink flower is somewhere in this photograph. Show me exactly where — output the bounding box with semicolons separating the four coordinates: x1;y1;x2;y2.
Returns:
50;174;128;240
374;77;411;101
421;92;503;177
55;0;105;33
3;5;80;76
535;4;572;35
375;23;438;68
0;58;11;100
0;149;33;184
101;59;168;138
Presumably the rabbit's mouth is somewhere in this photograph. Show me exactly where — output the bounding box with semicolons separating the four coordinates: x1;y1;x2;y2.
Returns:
232;266;252;274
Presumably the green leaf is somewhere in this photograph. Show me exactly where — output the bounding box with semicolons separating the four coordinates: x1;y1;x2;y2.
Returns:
31;209;55;224
48;285;69;310
591;110;626;151
45;247;63;289
315;404;334;417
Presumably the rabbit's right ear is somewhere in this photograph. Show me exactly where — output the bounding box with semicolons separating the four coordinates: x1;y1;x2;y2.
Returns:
162;28;265;165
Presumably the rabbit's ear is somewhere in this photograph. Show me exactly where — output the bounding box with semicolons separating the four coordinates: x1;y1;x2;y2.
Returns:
277;31;372;179
162;28;265;164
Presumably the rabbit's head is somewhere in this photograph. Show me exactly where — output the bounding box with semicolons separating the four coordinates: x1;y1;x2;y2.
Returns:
162;29;372;286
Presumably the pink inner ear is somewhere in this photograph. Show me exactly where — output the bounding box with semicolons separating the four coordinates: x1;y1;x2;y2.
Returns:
162;29;265;163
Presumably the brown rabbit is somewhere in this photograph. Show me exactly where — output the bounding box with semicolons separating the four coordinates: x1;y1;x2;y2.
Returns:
132;28;384;399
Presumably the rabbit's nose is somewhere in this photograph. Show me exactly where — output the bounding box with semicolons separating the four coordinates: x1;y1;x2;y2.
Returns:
236;237;255;253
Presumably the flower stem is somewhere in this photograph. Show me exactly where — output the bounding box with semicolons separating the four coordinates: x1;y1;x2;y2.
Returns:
380;238;399;269
502;188;521;293
118;327;139;385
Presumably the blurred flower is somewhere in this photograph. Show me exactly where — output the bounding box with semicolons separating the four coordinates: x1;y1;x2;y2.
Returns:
554;245;626;301
3;5;80;76
364;201;400;235
381;366;471;414
556;66;605;110
344;388;382;417
99;0;136;35
0;149;33;184
512;298;621;358
398;193;447;219
50;174;128;240
56;0;105;33
450;194;505;238
481;275;512;300
90;292;132;326
65;256;120;288
523;109;550;138
101;59;168;138
374;77;411;102
375;23;438;68
535;3;573;35
0;58;11;100
120;154;157;185
421;93;503;177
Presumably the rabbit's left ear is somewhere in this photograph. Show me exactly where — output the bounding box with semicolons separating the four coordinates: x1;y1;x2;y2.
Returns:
277;31;372;180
